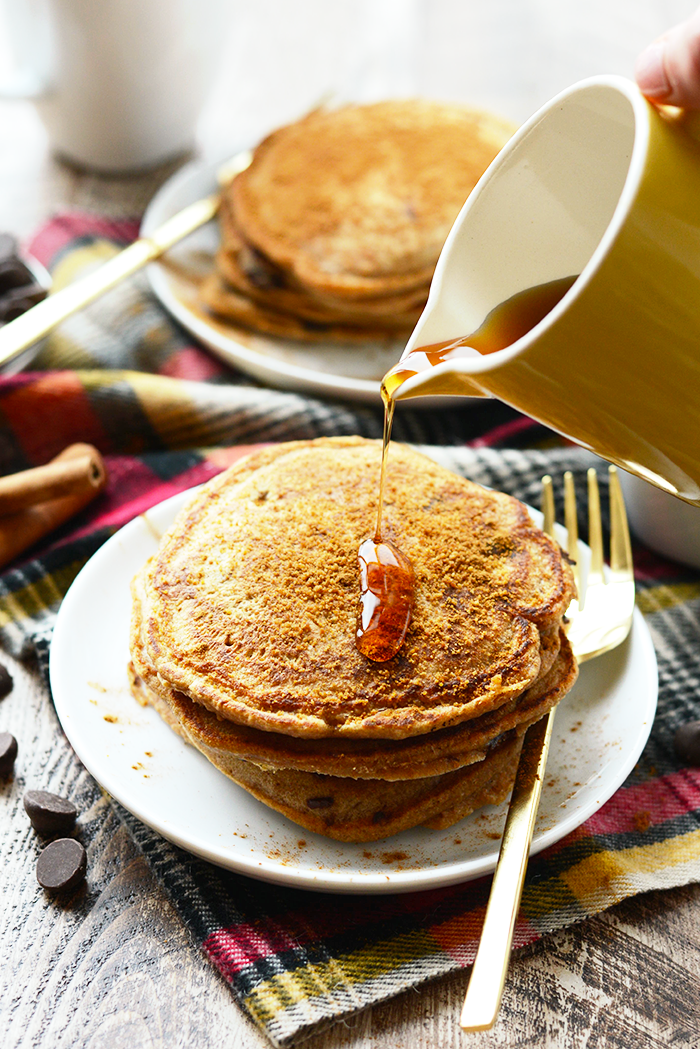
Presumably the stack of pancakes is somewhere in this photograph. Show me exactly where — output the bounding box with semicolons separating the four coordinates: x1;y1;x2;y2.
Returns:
129;438;577;842
200;101;515;342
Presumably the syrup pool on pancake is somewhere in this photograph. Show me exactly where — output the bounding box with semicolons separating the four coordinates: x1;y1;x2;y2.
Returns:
355;388;415;663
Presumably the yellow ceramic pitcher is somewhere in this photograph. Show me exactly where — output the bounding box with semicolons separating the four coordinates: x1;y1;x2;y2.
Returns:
393;75;700;504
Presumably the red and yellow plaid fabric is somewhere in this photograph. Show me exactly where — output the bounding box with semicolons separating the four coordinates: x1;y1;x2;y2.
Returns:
0;214;698;1046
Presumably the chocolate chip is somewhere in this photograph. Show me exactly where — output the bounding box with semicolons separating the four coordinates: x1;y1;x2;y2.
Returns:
0;258;34;294
0;732;17;775
36;838;86;893
0;232;48;325
306;796;333;809
0;663;13;698
674;720;700;766
238;244;284;289
24;790;77;836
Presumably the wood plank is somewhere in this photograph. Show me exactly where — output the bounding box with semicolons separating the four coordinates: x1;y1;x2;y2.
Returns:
0;650;266;1049
3;647;700;1048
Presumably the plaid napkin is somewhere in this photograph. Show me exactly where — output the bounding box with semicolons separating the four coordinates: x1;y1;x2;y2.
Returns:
2;214;700;1046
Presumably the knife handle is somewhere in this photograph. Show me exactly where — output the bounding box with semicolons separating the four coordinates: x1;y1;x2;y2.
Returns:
0;192;219;371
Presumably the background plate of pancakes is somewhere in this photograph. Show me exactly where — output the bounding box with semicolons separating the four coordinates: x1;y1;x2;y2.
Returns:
49;480;658;895
142;157;409;403
141;100;516;404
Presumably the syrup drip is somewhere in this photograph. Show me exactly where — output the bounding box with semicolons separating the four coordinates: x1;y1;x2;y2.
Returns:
356;390;416;662
355;275;577;663
356;534;415;662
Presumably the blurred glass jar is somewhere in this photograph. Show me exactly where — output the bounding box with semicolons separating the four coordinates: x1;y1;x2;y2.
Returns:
0;0;231;172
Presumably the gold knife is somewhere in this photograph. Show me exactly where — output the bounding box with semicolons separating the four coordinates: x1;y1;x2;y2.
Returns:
0;151;251;372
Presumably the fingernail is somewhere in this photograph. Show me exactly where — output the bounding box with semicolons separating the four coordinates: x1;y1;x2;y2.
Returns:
635;40;671;100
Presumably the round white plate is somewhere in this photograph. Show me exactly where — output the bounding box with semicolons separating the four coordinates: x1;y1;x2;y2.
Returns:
141;159;413;404
49;486;658;895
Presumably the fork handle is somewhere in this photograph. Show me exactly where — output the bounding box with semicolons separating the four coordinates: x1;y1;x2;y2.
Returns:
0;192;219;371
460;708;556;1031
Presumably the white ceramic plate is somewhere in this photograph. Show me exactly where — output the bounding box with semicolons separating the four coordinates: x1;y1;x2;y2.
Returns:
141;158;413;404
49;486;658;895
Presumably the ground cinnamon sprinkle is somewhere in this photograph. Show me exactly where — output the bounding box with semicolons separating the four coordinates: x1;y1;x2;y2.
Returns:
633;811;651;833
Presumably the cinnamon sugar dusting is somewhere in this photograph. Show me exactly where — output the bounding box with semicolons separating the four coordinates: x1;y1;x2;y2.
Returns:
129;436;578;842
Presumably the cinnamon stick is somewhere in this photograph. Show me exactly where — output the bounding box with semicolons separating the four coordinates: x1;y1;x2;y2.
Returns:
0;445;106;515
0;443;108;569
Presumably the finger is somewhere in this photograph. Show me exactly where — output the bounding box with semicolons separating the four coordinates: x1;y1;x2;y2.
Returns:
635;8;700;109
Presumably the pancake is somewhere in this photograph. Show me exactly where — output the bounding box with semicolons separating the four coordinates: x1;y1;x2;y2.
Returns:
129;637;576;841
214;246;426;327
229;100;515;299
218;195;431;312
130;611;572;780
199;273;407;343
129;660;531;842
203;100;515;341
129;436;578;840
133;438;576;739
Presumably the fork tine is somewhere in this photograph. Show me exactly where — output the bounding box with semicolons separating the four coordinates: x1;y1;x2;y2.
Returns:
587;469;604;584
608;466;633;576
563;471;582;599
567;465;635;663
541;474;555;537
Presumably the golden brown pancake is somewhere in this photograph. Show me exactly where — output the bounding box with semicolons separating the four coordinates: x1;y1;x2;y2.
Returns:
130;612;572;780
214;246;426;328
218;197;432;310
218;194;431;312
129;437;578;840
228;101;515;298
133;438;575;740
203;101;515;341
199;273;408;343
200;270;420;341
129;662;527;842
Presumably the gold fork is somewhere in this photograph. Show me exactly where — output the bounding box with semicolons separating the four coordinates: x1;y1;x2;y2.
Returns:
460;465;635;1032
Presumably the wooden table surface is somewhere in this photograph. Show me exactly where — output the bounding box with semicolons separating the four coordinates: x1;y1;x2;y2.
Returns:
2;3;700;1046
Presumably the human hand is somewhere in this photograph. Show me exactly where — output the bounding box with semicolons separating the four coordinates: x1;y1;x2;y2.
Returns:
635;6;700;108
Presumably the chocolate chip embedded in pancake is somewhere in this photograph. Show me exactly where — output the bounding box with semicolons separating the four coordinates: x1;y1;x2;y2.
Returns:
133;437;575;739
228;100;515;299
214;246;427;327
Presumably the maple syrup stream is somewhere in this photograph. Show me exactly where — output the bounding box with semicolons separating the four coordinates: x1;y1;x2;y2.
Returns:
355;276;577;663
